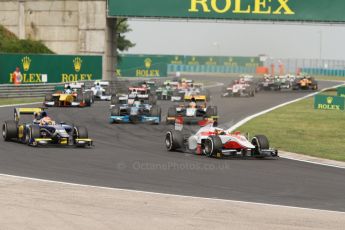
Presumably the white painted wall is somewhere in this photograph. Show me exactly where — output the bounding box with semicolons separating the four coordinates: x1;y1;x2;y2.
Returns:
0;0;116;79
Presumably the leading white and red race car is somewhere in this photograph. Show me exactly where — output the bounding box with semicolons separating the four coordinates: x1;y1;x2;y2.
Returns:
165;121;278;158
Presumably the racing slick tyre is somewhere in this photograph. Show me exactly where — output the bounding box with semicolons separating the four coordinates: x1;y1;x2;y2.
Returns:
204;135;222;157
251;135;269;156
73;126;88;142
166;107;177;125
165;130;184;151
84;92;92;106
111;95;119;106
27;125;40;146
150;106;161;124
311;84;318;90
2;120;17;141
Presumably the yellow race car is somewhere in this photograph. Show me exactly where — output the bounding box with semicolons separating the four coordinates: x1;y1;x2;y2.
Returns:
44;83;93;107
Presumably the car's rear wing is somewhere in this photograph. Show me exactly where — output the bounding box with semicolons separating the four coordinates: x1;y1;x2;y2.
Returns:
65;82;84;89
14;108;45;122
184;95;206;102
94;80;109;86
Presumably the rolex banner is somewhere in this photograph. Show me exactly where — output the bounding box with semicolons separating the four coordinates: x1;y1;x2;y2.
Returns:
116;55;168;77
108;0;345;23
314;95;345;111
116;54;261;77
0;53;102;84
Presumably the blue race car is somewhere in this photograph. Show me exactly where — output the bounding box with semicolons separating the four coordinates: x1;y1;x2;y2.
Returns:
109;98;161;124
2;108;92;147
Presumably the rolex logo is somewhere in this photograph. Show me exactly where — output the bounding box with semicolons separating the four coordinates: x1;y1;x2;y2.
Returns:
73;57;82;72
144;58;152;69
327;97;333;104
22;56;31;71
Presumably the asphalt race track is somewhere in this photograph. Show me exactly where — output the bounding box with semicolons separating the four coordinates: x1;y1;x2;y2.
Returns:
0;76;344;212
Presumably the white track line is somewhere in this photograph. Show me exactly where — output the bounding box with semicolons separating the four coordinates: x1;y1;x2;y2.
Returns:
0;172;344;214
279;155;345;169
0;102;42;108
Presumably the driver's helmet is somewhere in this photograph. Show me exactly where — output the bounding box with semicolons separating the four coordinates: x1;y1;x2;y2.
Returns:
189;97;197;108
41;111;48;118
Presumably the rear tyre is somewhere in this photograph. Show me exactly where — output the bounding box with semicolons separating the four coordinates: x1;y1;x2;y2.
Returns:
2;120;17;141
204;135;222;157
165;130;184;151
251;135;270;155
84;93;92;106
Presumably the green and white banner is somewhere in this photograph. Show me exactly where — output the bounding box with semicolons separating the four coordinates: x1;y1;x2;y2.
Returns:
0;53;102;84
314;95;345;111
108;0;345;23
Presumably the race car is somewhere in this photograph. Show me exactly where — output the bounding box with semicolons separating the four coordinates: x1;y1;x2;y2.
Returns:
170;86;210;102
292;76;318;90
166;96;217;125
222;79;255;97
2;108;92;147
44;83;93;107
109;97;161;124
155;85;175;100
87;80;112;101
258;75;295;91
165;123;278;158
110;86;157;107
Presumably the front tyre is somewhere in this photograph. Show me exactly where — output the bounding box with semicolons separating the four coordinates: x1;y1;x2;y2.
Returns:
251;135;269;155
73;126;88;144
165;130;184;151
204;135;222;157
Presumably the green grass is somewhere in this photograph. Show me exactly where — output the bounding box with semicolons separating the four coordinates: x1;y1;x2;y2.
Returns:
238;90;345;162
0;25;53;54
0;97;43;106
